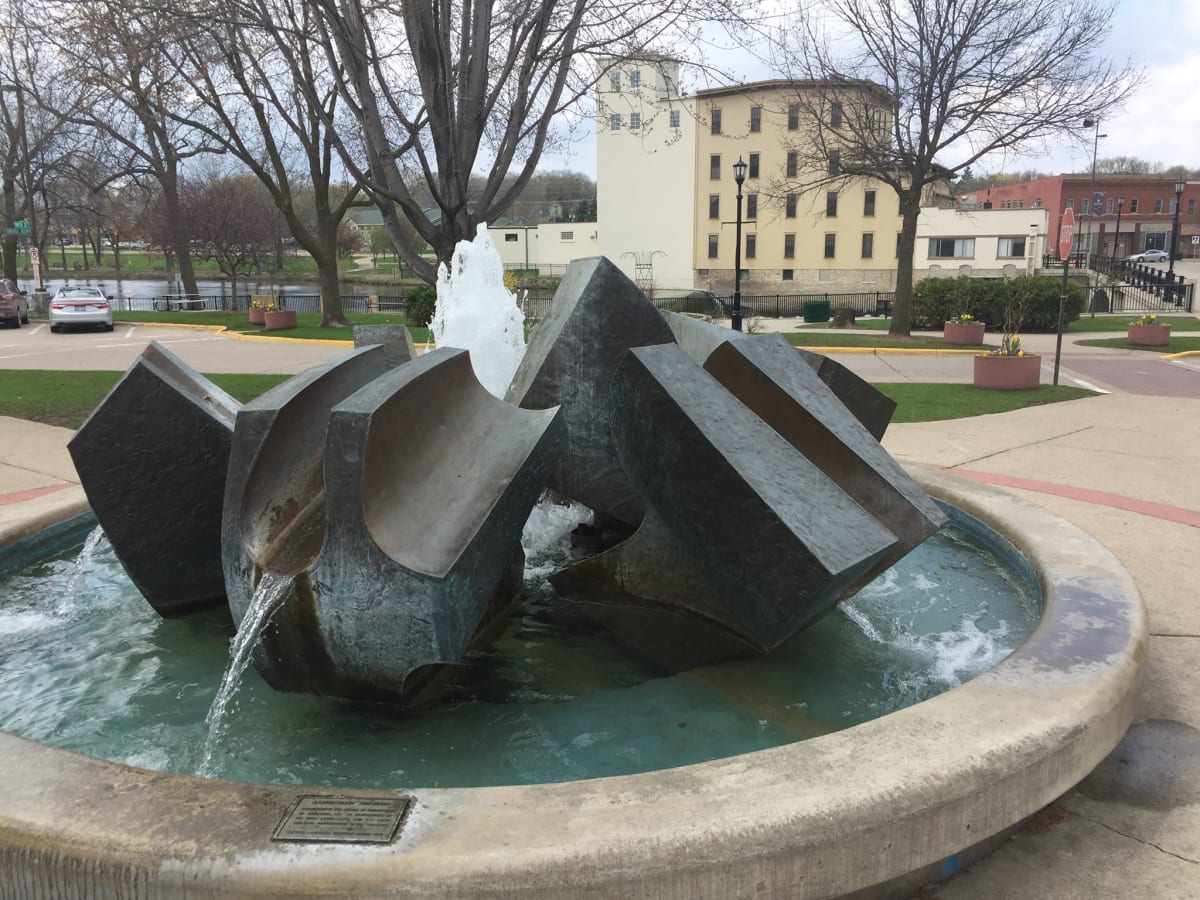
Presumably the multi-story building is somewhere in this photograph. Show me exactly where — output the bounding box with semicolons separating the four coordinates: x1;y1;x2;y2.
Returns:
963;175;1199;258
595;56;697;292
689;81;906;294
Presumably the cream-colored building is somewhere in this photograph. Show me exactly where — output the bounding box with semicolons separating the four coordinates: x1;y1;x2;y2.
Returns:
595;57;697;292
689;82;904;294
915;208;1050;280
490;223;599;272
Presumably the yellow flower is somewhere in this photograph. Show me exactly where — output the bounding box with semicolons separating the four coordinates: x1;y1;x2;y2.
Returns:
1017;350;1024;356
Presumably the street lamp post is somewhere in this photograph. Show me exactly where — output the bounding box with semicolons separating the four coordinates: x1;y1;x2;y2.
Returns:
1168;179;1186;279
731;156;747;331
1114;197;1124;257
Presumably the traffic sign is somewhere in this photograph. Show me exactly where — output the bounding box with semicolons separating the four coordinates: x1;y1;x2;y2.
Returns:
29;247;39;264
1192;235;1199;245
1059;208;1076;260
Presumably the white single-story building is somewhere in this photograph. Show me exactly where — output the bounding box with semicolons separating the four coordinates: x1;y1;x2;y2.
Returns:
915;208;1051;280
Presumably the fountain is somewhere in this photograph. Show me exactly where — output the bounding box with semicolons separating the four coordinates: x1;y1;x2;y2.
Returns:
0;234;1146;898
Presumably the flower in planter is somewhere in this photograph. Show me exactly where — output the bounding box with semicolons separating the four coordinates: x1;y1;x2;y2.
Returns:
986;334;1027;357
948;313;977;325
1130;314;1163;326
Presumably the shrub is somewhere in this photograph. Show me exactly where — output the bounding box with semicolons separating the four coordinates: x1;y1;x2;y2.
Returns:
911;276;1084;332
405;284;437;327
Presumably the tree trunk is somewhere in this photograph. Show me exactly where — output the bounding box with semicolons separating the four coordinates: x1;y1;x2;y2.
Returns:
1;172;16;281
161;176;199;298
316;245;348;326
890;197;922;337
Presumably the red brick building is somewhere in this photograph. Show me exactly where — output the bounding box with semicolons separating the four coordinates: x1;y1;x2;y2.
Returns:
963;175;1199;259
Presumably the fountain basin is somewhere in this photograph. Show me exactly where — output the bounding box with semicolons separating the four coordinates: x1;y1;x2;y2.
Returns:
0;465;1146;899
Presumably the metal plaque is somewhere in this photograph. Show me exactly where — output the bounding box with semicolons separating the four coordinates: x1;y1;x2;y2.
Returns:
272;795;410;844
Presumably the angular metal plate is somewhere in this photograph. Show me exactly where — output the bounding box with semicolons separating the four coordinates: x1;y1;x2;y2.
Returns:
272;795;410;844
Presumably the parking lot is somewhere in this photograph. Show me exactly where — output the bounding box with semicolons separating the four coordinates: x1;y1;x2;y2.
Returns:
0;322;346;374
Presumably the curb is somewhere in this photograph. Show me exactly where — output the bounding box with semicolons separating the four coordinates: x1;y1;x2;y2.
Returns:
796;346;985;356
1162;349;1200;360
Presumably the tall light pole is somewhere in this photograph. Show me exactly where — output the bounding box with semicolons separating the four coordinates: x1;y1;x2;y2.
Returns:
1168;179;1186;278
1114;197;1124;257
1081;118;1106;258
731;156;747;332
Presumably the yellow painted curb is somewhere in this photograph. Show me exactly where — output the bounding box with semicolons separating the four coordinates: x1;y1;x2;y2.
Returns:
226;331;350;347
798;346;985;356
1161;350;1200;360
119;321;227;333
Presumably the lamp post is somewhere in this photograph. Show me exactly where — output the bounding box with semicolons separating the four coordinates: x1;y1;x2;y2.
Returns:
1114;197;1124;257
1168;179;1186;278
1081;118;1107;259
731;156;747;331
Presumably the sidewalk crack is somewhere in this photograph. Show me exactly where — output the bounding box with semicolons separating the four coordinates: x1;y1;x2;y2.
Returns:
1075;811;1200;865
950;426;1095;468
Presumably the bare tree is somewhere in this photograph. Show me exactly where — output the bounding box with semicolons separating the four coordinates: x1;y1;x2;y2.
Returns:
182;172;277;305
309;0;751;282
775;0;1140;335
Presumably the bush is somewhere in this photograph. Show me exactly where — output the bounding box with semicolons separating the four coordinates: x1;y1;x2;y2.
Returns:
405;284;437;327
911;276;1084;332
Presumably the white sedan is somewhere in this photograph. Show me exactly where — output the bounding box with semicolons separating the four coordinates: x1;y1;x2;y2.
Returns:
49;287;114;333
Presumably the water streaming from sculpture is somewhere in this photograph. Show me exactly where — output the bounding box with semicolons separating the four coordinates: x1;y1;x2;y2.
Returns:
68;233;946;709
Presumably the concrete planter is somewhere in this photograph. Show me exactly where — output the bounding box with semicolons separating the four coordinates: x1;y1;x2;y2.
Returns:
944;321;985;345
264;310;298;331
974;353;1041;390
1127;324;1170;347
248;307;266;325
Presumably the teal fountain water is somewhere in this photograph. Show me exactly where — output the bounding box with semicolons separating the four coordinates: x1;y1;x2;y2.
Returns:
0;503;1038;788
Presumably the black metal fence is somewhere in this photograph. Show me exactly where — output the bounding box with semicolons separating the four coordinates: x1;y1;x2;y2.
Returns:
1090;256;1194;311
711;291;895;319
111;292;415;315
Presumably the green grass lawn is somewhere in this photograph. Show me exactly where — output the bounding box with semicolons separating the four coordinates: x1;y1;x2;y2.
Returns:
877;383;1098;422
795;315;1200;334
0;368;1096;431
1076;336;1200;353
0;370;291;429
785;332;993;351
109;310;432;344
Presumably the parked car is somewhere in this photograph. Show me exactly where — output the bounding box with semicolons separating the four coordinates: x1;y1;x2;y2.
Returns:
1126;249;1170;263
0;278;29;328
49;286;114;332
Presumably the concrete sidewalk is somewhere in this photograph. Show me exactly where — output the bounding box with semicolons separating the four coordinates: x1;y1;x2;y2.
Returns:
0;342;1197;897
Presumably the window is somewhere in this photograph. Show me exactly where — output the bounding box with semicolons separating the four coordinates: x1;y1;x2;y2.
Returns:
785;193;797;218
997;237;1027;258
824;234;836;258
786;152;797;178
864;190;876;216
1169;198;1178;214
1065;198;1073;209
504;233;519;242
828;150;840;175
711;108;722;134
710;154;721;179
750;106;761;132
747;193;758;219
788;104;799;130
746;234;757;258
861;233;873;258
826;191;838;217
610;114;621;131
707;235;719;258
709;195;720;219
1080;198;1090;214
928;237;975;258
782;269;794;281
1130;198;1139;212
561;231;574;241
1155;198;1163;213
1190;199;1197;215
748;153;760;178
1106;199;1114;214
609;72;620;91
669;109;680;128
831;101;843;128
630;112;641;130
784;233;795;258
630;69;640;89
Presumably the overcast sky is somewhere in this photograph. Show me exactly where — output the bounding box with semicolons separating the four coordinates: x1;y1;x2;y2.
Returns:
540;0;1200;180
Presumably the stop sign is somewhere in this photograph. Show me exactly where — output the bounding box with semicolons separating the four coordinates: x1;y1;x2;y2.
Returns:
1059;208;1076;260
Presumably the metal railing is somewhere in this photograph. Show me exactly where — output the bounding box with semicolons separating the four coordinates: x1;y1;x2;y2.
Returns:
711;291;895;319
1090;256;1194;312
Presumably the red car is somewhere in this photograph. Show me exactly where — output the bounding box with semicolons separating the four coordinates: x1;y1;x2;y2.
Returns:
0;278;29;328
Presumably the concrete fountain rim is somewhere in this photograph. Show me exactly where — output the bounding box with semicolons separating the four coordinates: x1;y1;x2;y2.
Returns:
0;463;1147;899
